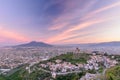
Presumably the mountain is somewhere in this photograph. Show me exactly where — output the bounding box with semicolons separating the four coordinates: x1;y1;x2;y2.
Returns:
13;41;120;48
15;41;53;47
67;41;120;47
90;41;120;47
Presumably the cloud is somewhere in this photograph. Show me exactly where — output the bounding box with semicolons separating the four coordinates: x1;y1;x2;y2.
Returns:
46;1;120;44
48;22;68;30
82;1;120;20
0;26;29;43
53;15;119;44
0;0;120;44
47;18;107;43
48;0;97;31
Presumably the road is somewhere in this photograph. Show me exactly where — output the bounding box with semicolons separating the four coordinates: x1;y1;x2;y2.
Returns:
38;67;81;75
56;70;82;75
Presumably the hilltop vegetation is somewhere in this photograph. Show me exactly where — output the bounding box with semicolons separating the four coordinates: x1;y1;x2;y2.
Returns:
47;52;90;64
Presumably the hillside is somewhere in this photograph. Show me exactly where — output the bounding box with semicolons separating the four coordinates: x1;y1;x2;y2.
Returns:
0;52;90;80
0;52;119;80
105;66;120;80
0;64;51;80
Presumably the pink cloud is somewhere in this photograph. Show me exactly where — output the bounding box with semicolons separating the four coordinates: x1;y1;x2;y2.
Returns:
60;36;108;44
0;27;29;43
46;1;120;44
48;22;68;30
82;1;120;20
47;18;107;43
48;1;97;31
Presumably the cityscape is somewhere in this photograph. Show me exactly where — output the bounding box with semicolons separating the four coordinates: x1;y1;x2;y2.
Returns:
0;0;120;80
0;42;120;80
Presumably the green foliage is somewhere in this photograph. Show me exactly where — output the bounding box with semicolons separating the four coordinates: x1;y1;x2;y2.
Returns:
28;70;51;80
105;66;120;80
0;75;7;80
0;67;51;80
55;72;85;80
8;68;28;80
98;67;104;73
87;69;96;74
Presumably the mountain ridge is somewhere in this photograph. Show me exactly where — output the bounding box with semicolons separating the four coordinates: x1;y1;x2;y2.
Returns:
11;41;120;47
90;41;120;47
66;41;120;47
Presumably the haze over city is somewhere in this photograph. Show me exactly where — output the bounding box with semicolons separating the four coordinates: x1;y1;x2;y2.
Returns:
0;0;120;46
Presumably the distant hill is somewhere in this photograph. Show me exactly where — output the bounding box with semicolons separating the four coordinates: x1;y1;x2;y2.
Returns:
11;41;120;48
90;41;120;47
67;41;120;47
15;41;53;47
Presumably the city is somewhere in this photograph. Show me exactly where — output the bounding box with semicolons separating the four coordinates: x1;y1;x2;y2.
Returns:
0;44;120;80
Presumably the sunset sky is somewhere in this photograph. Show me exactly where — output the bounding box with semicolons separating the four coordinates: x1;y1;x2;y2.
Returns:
0;0;120;45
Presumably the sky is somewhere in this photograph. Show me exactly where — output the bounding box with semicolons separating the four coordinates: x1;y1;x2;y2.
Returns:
0;0;120;45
